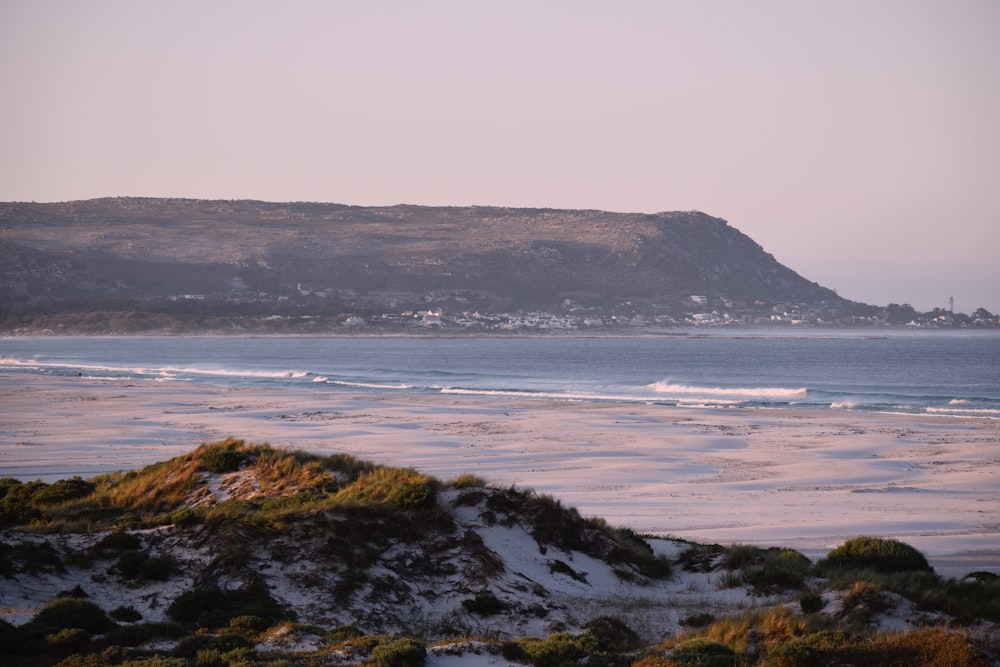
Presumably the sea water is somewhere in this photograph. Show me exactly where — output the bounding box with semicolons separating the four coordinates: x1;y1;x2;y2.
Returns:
2;331;999;417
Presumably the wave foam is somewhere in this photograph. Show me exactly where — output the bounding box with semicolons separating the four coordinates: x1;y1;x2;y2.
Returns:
647;381;807;398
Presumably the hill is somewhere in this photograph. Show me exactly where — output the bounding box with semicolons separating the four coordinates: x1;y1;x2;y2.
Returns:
0;198;852;332
1;441;996;665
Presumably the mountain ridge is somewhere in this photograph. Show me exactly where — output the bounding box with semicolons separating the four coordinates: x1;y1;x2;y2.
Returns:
1;198;845;320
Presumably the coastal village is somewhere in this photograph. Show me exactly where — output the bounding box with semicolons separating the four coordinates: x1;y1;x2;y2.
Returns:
183;286;1000;333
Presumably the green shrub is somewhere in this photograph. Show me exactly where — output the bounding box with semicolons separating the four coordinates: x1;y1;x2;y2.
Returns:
670;638;736;666
766;637;821;667
202;440;248;473
32;477;96;505
369;637;427;667
45;627;91;651
0;480;47;525
167;583;293;629
521;632;598;667
32;598;116;634
336;467;438;508
816;536;932;574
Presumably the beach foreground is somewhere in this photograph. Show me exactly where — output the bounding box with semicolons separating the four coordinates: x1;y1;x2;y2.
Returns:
2;373;997;576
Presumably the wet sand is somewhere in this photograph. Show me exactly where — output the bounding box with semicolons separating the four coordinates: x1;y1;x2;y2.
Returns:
2;373;998;576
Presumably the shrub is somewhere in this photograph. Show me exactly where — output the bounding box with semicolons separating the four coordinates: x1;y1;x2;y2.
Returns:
32;477;96;505
581;615;640;652
766;637;821;667
677;543;725;573
167;582;293;629
799;592;824;614
32;598;116;634
173;632;254;658
201;439;249;473
670;638;736;666
521;632;598;667
116;549;172;580
816;536;932;574
45;627;91;651
93;531;142;557
840;628;989;666
336;467;438;508
450;473;487;489
369;637;427;667
680;612;716;628
103;621;185;647
838;580;894;623
461;591;506;616
109;605;142;623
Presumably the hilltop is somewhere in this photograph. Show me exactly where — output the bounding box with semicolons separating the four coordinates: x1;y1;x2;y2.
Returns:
1;441;997;665
0;198;858;333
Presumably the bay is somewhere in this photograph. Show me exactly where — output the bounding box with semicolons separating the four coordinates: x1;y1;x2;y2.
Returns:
3;331;999;417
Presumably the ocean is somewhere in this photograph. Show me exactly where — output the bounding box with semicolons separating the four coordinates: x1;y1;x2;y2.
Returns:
3;331;999;418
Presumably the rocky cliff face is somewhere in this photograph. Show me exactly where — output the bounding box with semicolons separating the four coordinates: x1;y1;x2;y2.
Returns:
0;198;843;310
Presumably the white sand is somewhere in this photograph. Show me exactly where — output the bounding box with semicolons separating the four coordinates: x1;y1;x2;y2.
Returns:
2;373;998;577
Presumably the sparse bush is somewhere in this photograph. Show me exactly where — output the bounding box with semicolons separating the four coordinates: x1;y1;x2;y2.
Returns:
369;637;427;667
816;536;932;575
838;580;894;623
677;543;725;573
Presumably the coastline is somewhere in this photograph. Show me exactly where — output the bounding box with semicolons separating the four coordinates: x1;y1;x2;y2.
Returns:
2;372;998;577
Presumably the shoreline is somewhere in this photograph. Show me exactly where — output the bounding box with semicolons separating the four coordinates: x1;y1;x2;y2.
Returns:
2;372;998;577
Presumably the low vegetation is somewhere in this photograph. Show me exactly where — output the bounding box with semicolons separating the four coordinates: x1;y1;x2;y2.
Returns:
0;440;996;665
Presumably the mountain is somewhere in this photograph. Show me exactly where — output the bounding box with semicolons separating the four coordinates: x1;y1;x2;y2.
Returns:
1;198;846;320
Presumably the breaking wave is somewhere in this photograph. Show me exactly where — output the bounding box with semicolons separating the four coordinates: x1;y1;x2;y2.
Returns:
646;381;807;399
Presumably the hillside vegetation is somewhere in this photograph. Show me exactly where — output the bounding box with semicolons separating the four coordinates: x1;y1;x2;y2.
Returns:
1;441;997;665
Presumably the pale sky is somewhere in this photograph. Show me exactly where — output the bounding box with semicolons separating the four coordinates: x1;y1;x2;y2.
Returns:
2;1;998;312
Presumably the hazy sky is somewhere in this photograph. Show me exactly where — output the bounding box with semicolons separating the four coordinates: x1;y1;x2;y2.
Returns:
2;1;998;312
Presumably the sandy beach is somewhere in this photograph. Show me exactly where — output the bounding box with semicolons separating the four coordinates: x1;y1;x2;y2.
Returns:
2;373;998;577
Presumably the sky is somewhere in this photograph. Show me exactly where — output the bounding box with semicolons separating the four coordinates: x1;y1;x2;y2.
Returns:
1;1;998;313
